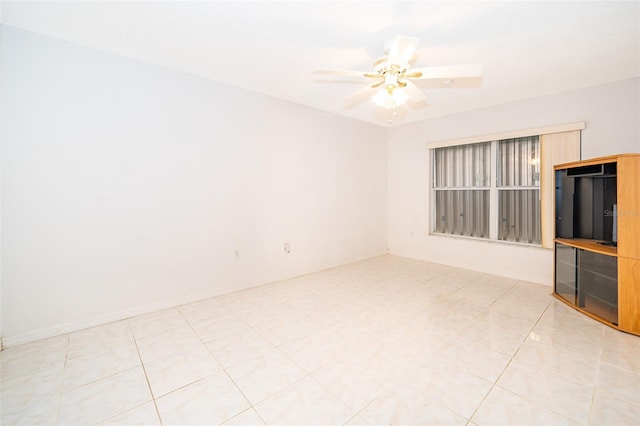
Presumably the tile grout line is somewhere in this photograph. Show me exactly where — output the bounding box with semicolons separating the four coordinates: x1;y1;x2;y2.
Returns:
467;296;552;423
220;366;269;425
54;333;71;426
587;326;605;426
249;309;388;424
340;397;377;426
494;300;597;424
130;322;164;426
199;302;360;424
178;308;269;425
466;357;514;424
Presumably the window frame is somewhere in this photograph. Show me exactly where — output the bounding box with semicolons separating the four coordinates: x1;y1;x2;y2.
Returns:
431;141;492;239
427;122;584;248
430;138;542;246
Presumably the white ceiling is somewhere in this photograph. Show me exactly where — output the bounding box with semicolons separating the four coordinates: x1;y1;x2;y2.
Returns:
2;1;639;127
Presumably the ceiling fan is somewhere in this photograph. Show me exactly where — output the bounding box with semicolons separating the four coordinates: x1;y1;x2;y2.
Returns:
314;35;483;110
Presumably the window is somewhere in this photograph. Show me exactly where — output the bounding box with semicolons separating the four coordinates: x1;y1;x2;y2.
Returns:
433;143;490;238
432;136;541;245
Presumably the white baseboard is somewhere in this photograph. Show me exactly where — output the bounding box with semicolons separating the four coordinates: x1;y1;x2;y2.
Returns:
0;286;230;348
1;251;389;348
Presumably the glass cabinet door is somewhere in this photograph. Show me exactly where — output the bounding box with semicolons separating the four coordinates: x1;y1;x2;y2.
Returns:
555;243;577;305
577;250;618;325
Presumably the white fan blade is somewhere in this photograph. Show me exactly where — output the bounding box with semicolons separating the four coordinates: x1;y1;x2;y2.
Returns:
387;35;420;67
314;69;374;78
345;82;381;107
409;64;483;80
402;81;427;103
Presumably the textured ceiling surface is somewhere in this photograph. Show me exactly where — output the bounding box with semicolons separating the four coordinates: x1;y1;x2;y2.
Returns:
2;1;639;126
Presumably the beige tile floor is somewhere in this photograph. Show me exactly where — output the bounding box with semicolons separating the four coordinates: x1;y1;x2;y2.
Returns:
2;255;639;425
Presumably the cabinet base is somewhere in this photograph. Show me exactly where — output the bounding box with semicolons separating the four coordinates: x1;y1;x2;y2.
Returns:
552;293;640;337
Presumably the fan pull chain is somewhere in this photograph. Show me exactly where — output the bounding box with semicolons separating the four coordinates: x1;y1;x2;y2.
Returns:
388;106;398;124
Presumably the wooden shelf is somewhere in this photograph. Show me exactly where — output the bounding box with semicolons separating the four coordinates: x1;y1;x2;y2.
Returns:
554;153;640;336
555;238;617;257
554;153;639;170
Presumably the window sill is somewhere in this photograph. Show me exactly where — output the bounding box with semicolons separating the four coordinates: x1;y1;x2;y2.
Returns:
429;232;549;250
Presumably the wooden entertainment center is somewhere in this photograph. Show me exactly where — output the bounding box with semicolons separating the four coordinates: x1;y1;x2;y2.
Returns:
554;154;640;335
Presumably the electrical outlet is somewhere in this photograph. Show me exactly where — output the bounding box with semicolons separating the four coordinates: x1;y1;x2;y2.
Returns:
234;250;239;260
284;242;291;254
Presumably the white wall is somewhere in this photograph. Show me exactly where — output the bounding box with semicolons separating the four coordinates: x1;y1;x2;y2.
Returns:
388;77;640;285
2;25;638;347
0;26;388;345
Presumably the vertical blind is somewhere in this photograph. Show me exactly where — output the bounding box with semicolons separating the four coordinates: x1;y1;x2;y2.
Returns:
498;137;540;187
498;136;541;244
434;190;490;238
434;143;491;188
433;142;490;238
539;131;581;248
498;189;541;244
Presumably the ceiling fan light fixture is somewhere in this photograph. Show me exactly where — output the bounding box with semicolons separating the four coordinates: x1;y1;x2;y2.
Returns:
372;89;395;109
392;88;409;105
372;86;408;109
